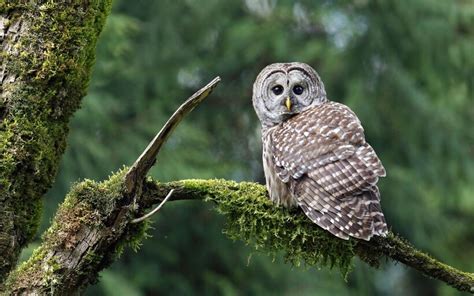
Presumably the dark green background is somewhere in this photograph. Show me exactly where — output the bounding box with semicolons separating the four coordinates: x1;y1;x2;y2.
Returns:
25;0;474;295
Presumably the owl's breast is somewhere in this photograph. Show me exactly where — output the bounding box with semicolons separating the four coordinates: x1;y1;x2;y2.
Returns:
262;131;297;208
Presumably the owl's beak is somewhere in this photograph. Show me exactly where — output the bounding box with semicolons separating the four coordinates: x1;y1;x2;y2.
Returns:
285;97;292;111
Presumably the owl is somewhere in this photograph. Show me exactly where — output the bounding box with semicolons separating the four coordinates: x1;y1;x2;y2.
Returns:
252;62;388;240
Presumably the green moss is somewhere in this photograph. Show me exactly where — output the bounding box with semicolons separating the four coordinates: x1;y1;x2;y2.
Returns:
5;173;353;292
381;233;474;290
6;244;67;294
4;246;48;292
175;179;355;276
43;168;128;250
0;0;112;282
4;167;153;293
146;179;474;290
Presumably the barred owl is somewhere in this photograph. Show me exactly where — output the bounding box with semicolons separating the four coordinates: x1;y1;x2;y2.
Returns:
252;62;388;240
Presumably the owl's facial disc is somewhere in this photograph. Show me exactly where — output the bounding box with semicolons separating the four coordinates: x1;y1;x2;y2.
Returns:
263;71;314;120
252;62;327;128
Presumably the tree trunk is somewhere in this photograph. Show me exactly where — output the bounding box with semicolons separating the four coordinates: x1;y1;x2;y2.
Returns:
0;0;112;287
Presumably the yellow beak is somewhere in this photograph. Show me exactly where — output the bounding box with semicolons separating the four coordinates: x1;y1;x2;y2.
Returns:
285;97;292;111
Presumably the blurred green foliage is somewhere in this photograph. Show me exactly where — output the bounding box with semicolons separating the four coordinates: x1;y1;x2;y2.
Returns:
32;0;473;295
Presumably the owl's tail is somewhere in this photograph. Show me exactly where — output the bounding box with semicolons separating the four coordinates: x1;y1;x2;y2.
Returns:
358;188;388;239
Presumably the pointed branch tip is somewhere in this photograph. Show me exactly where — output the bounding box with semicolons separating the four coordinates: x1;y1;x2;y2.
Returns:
124;77;221;194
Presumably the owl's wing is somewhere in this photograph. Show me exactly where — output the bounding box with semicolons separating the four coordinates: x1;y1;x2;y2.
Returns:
293;176;387;240
272;102;385;182
270;102;387;240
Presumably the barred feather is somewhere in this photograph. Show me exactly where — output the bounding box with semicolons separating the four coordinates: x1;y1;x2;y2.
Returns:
263;101;388;241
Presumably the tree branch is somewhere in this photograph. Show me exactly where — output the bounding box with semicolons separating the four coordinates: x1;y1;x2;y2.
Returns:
124;77;221;195
358;236;474;293
130;189;174;224
7;173;474;294
7;174;473;294
141;179;474;294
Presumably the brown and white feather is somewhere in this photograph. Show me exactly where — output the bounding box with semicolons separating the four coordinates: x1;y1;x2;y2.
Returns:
264;102;387;240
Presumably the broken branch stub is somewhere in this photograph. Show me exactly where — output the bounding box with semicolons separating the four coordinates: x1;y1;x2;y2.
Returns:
124;77;221;195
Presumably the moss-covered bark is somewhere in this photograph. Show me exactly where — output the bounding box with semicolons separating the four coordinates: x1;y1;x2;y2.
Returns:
3;172;353;294
0;0;112;285
4;169;147;294
142;178;355;274
143;179;474;294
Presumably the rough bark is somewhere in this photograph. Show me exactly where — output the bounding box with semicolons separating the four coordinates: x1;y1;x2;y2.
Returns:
0;0;112;286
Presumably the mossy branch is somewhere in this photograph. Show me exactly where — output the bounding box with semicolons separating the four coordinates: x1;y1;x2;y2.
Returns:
0;0;112;285
6;176;473;294
125;77;221;195
140;179;474;294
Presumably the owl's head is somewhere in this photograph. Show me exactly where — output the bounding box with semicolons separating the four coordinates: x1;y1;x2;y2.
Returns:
252;62;327;128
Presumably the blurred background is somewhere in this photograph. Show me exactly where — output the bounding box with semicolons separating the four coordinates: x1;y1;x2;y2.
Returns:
26;0;474;295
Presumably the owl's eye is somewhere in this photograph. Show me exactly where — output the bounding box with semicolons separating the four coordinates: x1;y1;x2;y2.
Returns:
271;85;284;95
293;85;304;95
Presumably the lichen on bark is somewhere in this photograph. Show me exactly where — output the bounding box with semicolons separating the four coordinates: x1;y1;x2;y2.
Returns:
0;0;112;284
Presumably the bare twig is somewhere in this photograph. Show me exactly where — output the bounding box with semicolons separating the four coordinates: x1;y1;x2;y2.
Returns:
131;189;174;224
124;76;221;195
